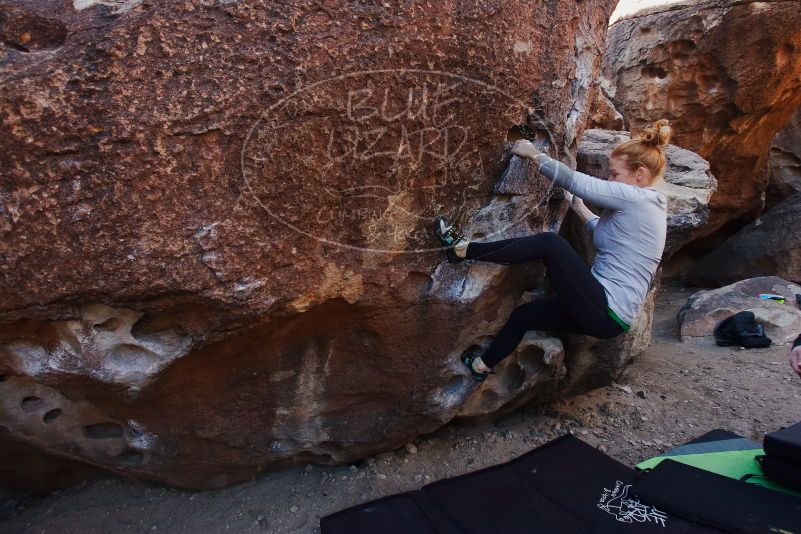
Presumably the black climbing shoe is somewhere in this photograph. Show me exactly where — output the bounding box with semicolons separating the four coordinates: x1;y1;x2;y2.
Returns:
434;216;468;264
461;350;495;383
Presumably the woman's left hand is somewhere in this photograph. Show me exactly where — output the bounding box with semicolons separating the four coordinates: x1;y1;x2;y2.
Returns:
512;140;543;161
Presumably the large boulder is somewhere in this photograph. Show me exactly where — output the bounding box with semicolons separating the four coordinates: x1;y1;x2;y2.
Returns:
561;270;660;397
600;0;801;240
690;193;801;287
678;277;801;345
576;129;717;257
767;106;801;208
0;0;618;488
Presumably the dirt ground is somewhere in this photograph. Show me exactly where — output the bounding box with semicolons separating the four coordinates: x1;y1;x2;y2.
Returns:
2;283;800;534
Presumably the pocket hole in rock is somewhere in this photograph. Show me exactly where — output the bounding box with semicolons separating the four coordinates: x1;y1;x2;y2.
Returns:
518;346;546;374
532;129;551;147
83;422;124;439
446;375;466;389
131;313;189;348
464;343;485;357
117;449;145;465
0;10;68;52
21;396;44;412
43;408;64;423
499;363;525;392
107;344;157;368
641;64;668;79
506;124;551;148
293;451;336;464
0;372;7;382
445;374;470;396
93;317;122;331
506;125;528;142
777;43;795;66
478;389;499;405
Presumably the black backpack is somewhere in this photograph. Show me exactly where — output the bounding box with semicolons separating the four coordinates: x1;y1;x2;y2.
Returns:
759;421;801;490
713;311;772;349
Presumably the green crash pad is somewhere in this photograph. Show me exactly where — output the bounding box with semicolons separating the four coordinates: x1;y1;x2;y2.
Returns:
636;430;801;498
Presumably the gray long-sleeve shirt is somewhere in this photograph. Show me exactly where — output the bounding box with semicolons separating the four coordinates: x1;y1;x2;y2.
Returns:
537;154;668;328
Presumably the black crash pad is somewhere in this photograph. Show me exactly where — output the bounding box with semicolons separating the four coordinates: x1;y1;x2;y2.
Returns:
321;435;718;534
764;421;801;465
758;453;801;490
633;459;801;534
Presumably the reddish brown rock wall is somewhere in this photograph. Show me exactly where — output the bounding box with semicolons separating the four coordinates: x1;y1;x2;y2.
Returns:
0;0;617;488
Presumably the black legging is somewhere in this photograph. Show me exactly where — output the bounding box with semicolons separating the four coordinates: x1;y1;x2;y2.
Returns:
465;232;624;368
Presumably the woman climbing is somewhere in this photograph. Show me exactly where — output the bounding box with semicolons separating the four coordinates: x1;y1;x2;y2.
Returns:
434;119;672;382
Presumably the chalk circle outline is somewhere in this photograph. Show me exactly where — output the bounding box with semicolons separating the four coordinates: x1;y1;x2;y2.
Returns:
240;68;559;254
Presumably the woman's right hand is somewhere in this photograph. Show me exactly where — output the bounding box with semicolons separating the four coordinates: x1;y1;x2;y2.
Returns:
512;140;543;161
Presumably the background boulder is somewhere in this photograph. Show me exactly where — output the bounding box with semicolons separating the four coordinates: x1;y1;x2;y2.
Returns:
600;0;801;242
690;193;801;287
561;272;660;397
678;277;801;345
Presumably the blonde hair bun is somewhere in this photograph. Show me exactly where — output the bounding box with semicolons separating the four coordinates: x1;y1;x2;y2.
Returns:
638;119;672;148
